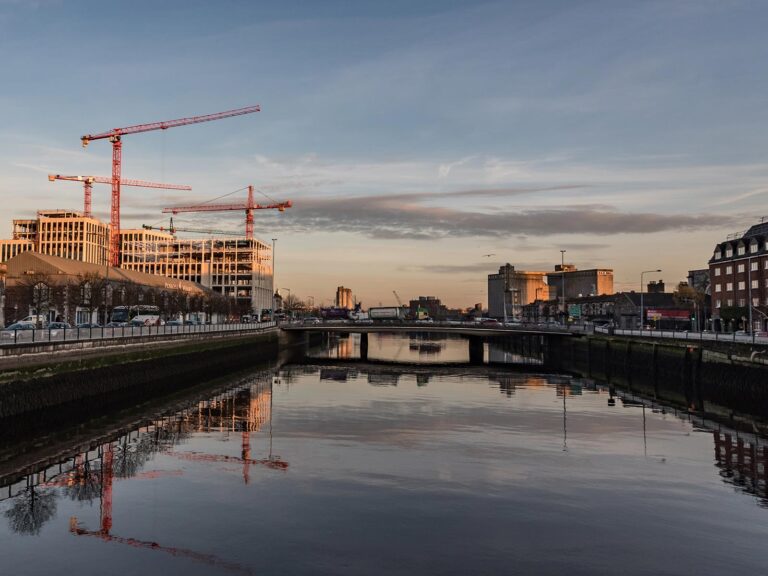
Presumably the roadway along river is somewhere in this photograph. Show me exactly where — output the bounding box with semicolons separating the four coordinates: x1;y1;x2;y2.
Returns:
0;333;766;575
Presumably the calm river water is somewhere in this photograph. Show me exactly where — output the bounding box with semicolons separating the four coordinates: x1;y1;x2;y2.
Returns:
1;333;767;575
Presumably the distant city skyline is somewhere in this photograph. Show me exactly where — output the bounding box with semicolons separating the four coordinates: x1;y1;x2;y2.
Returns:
2;1;767;307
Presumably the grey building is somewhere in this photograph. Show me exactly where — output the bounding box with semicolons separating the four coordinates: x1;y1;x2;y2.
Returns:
487;264;549;320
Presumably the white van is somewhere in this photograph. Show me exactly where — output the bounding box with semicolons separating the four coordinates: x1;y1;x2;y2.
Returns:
21;315;47;326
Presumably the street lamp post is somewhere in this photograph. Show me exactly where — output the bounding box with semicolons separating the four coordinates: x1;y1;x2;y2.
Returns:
640;269;662;331
748;257;754;335
271;238;277;321
560;250;566;322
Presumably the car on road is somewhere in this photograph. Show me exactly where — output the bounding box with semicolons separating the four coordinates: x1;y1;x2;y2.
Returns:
76;323;102;329
105;321;128;328
48;322;72;330
480;319;502;327
165;320;183;326
302;317;322;325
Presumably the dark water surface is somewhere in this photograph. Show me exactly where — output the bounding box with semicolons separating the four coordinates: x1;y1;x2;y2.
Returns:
1;337;768;575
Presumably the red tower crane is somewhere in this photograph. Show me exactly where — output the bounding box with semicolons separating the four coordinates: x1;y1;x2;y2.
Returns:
48;174;192;219
161;185;292;239
80;105;261;265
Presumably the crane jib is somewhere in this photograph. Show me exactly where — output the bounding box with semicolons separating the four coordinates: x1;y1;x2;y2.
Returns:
81;105;261;142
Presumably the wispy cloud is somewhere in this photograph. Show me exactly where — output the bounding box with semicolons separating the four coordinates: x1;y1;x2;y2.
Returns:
268;192;735;240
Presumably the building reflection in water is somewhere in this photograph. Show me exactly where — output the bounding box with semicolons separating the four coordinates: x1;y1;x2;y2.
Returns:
1;374;283;573
714;431;768;507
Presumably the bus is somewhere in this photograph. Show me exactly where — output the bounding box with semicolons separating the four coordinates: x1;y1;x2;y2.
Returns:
110;305;161;326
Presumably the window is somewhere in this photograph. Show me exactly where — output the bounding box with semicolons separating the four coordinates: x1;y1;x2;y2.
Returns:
739;281;746;290
727;299;733;307
738;264;745;273
751;241;759;253
716;299;721;308
726;246;733;257
738;244;746;255
739;298;746;307
726;266;733;274
727;282;733;291
753;280;759;289
754;297;760;307
715;268;721;276
715;284;722;292
715;249;722;260
752;261;759;271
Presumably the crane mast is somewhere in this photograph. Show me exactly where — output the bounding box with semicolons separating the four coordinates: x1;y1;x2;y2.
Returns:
80;105;260;265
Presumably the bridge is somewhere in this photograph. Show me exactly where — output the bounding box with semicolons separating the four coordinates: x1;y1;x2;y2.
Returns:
280;321;574;366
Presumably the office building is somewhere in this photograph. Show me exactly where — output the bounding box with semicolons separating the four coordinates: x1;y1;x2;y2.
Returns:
545;266;613;300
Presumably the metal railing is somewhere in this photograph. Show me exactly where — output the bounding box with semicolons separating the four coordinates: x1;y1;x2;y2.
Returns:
591;325;768;345
0;321;277;347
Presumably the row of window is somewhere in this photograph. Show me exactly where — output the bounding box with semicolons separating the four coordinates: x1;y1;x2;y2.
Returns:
713;261;766;276
714;279;767;292
715;298;762;308
714;239;762;259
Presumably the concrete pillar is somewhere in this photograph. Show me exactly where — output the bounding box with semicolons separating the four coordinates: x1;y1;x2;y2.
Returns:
468;336;484;365
360;332;369;361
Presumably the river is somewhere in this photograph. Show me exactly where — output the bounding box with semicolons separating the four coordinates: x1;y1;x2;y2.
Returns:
1;333;766;575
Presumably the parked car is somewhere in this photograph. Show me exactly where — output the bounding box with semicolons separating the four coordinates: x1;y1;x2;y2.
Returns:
1;322;36;338
105;321;127;328
165;320;183;326
76;323;102;328
48;322;71;330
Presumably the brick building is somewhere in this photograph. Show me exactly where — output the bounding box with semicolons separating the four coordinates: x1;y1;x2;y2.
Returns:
709;221;768;331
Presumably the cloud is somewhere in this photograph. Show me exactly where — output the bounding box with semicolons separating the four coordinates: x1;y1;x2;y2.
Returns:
269;192;737;240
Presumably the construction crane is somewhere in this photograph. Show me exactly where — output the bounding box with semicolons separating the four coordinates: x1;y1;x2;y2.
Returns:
142;217;245;237
393;290;404;307
162;185;292;240
48;174;191;219
80;105;261;265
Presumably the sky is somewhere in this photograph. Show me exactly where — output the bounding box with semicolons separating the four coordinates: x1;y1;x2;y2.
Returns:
1;0;767;308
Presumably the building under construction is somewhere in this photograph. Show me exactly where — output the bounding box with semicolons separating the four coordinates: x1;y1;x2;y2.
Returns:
1;210;109;265
0;211;273;315
120;228;273;315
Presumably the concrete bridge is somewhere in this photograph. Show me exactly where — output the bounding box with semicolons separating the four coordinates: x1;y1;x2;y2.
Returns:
280;322;574;366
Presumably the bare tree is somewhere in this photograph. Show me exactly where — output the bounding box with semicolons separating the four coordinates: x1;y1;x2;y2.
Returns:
4;486;58;536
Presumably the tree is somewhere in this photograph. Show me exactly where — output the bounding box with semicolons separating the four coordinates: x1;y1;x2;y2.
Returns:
73;272;107;324
15;272;53;326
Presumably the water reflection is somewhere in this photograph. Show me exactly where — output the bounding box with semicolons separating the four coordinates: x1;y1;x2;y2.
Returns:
2;364;768;574
309;332;545;365
714;430;768;507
